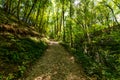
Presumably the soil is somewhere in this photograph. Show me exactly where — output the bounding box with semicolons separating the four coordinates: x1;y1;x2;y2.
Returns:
21;41;91;80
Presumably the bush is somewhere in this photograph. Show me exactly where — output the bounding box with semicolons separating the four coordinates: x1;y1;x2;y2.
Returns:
0;37;47;79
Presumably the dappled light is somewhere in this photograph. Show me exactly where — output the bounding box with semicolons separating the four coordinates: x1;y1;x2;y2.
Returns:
69;56;75;63
34;75;51;80
34;73;86;80
0;0;120;80
24;42;88;80
49;41;59;45
66;73;85;80
34;73;87;80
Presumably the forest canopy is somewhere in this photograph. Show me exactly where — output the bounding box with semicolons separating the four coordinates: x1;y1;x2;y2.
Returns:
0;0;119;38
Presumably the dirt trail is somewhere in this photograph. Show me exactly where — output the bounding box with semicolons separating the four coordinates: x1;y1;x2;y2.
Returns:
23;41;90;80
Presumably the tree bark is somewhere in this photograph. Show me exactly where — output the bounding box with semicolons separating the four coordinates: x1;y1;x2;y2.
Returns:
69;0;73;47
25;0;37;23
62;0;65;42
17;0;21;21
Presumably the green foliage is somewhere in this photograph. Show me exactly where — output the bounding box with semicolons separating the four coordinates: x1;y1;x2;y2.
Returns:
18;65;26;77
0;0;120;79
72;25;120;79
0;74;3;80
6;73;15;80
0;36;47;79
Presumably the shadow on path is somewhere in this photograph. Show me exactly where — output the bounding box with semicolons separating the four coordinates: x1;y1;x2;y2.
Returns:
23;41;91;80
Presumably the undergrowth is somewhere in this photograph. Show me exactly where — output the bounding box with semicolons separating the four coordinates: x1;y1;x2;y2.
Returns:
0;34;47;80
61;27;120;80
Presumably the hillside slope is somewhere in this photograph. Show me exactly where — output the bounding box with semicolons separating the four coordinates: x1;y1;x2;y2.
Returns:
0;9;47;80
73;25;120;79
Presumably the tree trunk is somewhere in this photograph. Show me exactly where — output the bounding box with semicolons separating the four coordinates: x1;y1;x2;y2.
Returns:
106;5;119;25
62;0;65;42
39;8;45;33
4;0;9;12
22;0;29;21
35;4;41;26
25;0;37;23
69;0;73;47
8;0;12;13
56;7;59;37
17;0;21;21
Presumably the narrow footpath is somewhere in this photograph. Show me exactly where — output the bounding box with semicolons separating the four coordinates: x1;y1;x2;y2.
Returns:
23;41;91;80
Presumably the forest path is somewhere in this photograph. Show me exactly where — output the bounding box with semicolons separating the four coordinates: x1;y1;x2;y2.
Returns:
24;41;90;80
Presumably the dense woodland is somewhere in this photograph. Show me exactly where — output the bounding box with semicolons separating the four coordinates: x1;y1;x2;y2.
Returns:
0;0;120;80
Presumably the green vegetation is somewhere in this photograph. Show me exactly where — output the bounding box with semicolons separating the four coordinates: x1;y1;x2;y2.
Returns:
73;26;120;79
0;6;47;80
0;33;47;79
0;0;120;80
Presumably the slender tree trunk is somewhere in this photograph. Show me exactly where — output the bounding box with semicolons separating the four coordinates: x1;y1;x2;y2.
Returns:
17;0;21;21
106;14;110;27
39;8;45;33
84;2;91;44
4;0;9;12
106;5;119;25
56;7;59;37
60;14;62;33
69;0;73;47
8;0;12;13
25;0;37;23
22;0;29;21
35;4;41;26
62;0;65;42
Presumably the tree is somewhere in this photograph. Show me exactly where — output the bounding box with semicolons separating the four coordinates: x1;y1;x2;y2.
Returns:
17;0;21;20
25;0;37;23
69;0;73;47
62;0;65;41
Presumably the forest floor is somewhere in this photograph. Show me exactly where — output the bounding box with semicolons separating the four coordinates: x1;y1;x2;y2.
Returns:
21;41;92;80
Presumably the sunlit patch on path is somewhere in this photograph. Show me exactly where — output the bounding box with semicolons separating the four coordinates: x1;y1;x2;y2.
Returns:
34;74;51;80
22;41;91;80
48;41;59;45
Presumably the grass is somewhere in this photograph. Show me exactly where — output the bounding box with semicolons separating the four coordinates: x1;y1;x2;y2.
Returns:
0;8;47;80
0;34;47;79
